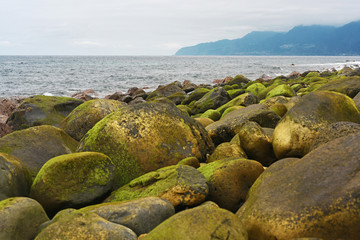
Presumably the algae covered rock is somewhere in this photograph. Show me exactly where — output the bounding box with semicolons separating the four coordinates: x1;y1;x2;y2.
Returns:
181;88;210;105
7;95;83;130
81;197;175;235
207;142;247;163
177;156;200;168
200;109;221;121
237;132;360;240
79;102;214;187
216;92;258;114
105;165;208;208
35;210;137;240
59;99;126;141
194;117;214;127
0;125;79;179
192;87;231;114
316;76;360;98
354;91;360;111
30;152;115;215
246;82;266;96
142;202;248;240
199;158;264;212
272;91;360;159
0;153;31;200
206;104;280;145
238;121;276;166
0;197;49;240
266;84;296;99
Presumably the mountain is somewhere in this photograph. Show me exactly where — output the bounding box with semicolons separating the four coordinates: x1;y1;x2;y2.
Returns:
175;21;360;56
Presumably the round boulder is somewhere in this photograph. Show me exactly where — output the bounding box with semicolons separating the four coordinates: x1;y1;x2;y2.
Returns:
78;102;214;187
272;91;360;159
207;142;247;163
237;132;360;240
30;152;115;215
59;99;126;141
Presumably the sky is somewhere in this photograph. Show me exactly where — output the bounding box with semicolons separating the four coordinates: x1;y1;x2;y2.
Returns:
0;0;359;55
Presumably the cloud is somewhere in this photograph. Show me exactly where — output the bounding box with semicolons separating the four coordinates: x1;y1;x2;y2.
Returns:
72;40;102;47
162;42;183;50
0;41;11;46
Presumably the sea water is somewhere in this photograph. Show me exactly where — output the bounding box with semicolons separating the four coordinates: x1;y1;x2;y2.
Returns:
1;55;360;98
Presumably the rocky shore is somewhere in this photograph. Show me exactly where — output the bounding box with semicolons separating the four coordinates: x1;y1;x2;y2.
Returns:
1;66;360;240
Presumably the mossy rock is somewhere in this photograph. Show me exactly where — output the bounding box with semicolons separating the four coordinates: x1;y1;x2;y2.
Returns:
0;125;79;179
191;87;231;114
229;74;250;85
216;92;258;114
0;197;49;240
206;104;281;145
207;142;247;163
238;121;276;166
59;99;126;141
257;84;280;100
35;210;137;240
30;152;115;215
181;88;210;105
0;153;31;201
166;92;187;105
305;71;320;78
78;102;214;188
7;95;83;131
273;91;360;159
221;106;245;119
246;83;266;96
269;103;287;117
198;158;264;212
200;109;221;121
176;104;191;116
194;117;214;127
177;157;200;168
142;202;248;240
80;197;175;236
237;132;360;240
146;82;184;101
227;89;245;99
354;91;360;111
290;83;304;92
316;76;360;98
266;84;296;99
223;85;233;91
259;96;288;107
105;165;208;208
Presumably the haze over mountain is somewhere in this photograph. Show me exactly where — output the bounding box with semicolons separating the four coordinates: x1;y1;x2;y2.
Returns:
175;21;360;56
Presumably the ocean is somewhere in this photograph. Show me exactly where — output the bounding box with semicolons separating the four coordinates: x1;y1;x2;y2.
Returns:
1;55;360;98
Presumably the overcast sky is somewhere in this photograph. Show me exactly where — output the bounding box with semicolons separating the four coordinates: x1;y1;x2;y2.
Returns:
0;0;359;55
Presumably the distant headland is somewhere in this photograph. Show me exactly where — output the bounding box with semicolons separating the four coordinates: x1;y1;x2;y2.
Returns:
175;20;360;56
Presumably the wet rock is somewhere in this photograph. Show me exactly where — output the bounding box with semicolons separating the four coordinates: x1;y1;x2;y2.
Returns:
0;197;49;240
105;165;208;208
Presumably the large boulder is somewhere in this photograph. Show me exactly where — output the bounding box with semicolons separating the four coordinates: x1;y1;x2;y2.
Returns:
105;165;208;208
0;197;49;240
246;83;266;96
0;125;79;179
206;104;281;145
198;158;264;212
30;152;115;215
78;102;214;187
272;91;360;159
237;132;360;240
238;121;277;166
59;99;126;141
0;153;31;200
142;202;248;240
192;87;231;114
316;76;360;98
7;95;83;130
35;210;137;240
81;197;175;235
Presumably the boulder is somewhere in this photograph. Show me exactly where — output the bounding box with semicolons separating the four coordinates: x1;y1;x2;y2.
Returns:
0;153;31;201
176;104;192;116
177;156;200;168
35;210;137;240
0;197;49;240
142;202;248;240
192;87;231;114
221;106;245;119
206;104;281;145
216;92;258;114
200;109;221;121
30;152;115;215
316;76;360;98
237;132;360;240
166;92;187;105
228;74;250;85
7;95;83;130
146;82;184;100
238;121;277;166
105;165;208;208
199;158;264;212
0;125;79;179
246;83;266;96
354;91;360;111
266;84;296;99
310;121;360;151
71;89;97;101
59;99;126;141
272;91;360;159
181;88;210;105
207;142;247;163
227;89;245;99
194;117;214;127
81;197;175;235
78;102;214;187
